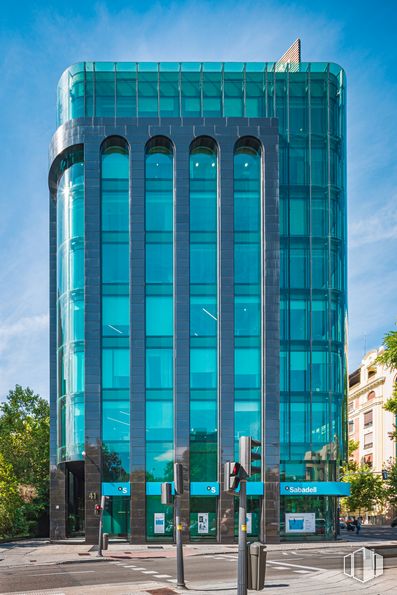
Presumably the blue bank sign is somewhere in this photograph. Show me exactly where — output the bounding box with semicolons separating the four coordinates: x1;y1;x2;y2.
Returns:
281;482;350;497
102;482;130;496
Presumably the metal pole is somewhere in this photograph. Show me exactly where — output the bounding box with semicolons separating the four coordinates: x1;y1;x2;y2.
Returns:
175;494;186;588
97;494;105;557
238;480;247;595
336;498;341;539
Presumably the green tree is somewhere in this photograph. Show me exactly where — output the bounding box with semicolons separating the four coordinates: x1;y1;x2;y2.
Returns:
347;439;359;462
376;327;397;440
342;466;386;516
0;385;50;536
384;458;397;508
0;453;26;537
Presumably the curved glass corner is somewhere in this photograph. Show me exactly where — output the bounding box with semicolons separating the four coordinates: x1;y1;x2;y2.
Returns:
56;149;84;463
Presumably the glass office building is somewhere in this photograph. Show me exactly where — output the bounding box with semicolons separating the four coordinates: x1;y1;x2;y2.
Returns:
49;58;347;544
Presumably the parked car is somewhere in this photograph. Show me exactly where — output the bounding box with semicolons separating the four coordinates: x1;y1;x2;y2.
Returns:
346;517;356;531
391;517;397;528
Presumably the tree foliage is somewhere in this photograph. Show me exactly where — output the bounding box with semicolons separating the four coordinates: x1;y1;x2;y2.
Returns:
0;386;50;537
341;465;386;515
0;453;26;537
376;327;397;440
384;458;397;507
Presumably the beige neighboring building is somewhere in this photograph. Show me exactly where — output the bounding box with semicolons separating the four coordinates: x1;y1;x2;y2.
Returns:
348;347;396;472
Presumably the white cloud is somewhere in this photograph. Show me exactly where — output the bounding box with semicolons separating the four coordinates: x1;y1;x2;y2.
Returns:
0;314;48;354
349;195;397;249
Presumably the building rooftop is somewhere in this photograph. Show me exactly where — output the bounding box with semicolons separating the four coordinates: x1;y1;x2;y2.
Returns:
56;60;345;127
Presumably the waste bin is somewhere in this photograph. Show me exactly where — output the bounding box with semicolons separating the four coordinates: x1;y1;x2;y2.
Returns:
102;532;109;551
248;542;267;590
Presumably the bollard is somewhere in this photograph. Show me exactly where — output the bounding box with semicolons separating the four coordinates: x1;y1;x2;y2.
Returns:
249;542;267;591
102;532;109;551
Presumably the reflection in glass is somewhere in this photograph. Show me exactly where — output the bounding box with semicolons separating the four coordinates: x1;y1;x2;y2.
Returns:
101;139;130;478
56;152;84;462
145;138;174;483
234;139;262;467
189;138;218;482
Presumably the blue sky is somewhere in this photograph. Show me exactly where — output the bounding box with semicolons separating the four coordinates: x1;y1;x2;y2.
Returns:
0;0;396;399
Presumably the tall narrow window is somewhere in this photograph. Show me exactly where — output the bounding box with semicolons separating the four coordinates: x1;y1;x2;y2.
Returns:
145;138;174;486
234;138;262;469
56;148;84;463
189;138;218;491
101;138;130;482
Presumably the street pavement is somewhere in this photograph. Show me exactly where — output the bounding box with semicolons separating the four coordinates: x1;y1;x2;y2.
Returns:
0;526;396;594
0;545;397;594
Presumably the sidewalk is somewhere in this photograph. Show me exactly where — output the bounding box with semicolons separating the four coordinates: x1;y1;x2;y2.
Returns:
0;537;396;569
2;568;397;595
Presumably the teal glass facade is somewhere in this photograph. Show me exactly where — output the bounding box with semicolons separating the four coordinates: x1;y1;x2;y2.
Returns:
56;150;84;462
50;60;346;544
101;139;130;486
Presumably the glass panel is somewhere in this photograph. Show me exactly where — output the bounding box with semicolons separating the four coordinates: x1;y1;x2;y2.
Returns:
235;348;260;388
102;243;129;283
290;299;309;341
138;70;158;117
203;71;222;117
102;399;130;441
190;244;216;284
116;71;137;118
146;296;173;336
102;349;130;388
181;70;201;117
146;349;173;389
102;296;130;336
190;296;217;336
235;296;260;336
146;244;173;283
159;71;180;117
290;351;309;392
95;71;115;117
190;348;217;389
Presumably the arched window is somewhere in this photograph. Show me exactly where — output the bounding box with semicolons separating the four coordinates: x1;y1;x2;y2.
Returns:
367;390;375;401
144;137;174;490
101;137;130;482
233;137;262;467
189;137;218;492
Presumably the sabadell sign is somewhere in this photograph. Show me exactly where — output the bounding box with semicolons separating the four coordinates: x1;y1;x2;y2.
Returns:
280;482;351;497
284;486;317;494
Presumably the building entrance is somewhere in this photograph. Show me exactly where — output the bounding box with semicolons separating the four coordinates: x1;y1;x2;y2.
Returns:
66;462;85;537
103;496;130;539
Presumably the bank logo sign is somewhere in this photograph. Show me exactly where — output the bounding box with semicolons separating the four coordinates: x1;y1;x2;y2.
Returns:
280;482;351;497
344;547;383;583
284;485;317;494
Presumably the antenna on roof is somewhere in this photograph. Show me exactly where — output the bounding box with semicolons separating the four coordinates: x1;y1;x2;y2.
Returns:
278;38;301;63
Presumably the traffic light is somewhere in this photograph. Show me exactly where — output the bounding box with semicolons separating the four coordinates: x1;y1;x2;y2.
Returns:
224;461;248;493
174;462;184;495
382;469;389;480
161;482;173;505
95;504;102;516
239;436;261;477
